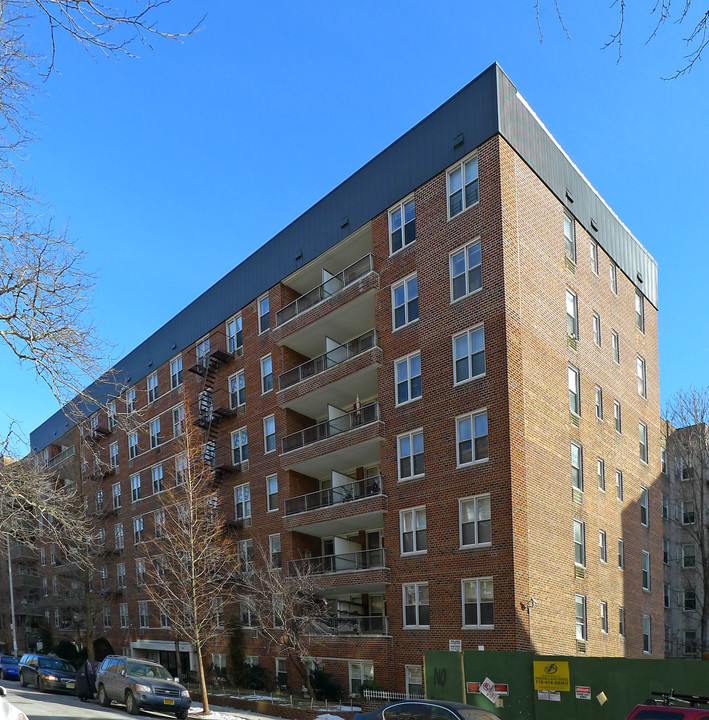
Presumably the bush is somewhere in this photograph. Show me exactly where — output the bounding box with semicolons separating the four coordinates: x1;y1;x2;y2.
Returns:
359;679;385;697
244;663;276;692
309;667;343;702
227;617;246;686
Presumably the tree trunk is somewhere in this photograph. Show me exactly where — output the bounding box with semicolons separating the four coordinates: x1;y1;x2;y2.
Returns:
84;571;94;660
196;641;210;715
289;651;314;697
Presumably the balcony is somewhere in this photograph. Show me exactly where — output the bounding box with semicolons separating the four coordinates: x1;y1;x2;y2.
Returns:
288;548;389;592
186;329;238;377
45;445;76;471
322;614;389;636
10;545;37;562
13;574;41;590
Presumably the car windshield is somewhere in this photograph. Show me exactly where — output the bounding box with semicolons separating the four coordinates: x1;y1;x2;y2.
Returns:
126;662;173;680
1;657;18;665
38;658;74;672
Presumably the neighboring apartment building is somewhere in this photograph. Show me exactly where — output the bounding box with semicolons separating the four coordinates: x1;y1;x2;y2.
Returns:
25;64;662;694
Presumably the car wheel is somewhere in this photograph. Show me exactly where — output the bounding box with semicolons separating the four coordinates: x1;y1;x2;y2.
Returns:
98;685;111;707
37;676;45;692
19;671;26;688
125;689;140;716
175;710;188;720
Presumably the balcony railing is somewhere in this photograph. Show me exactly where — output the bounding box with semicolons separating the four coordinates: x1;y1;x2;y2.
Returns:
281;402;381;454
45;445;76;470
278;330;378;391
284;476;383;516
289;548;386;576
276;254;375;327
323;615;389;636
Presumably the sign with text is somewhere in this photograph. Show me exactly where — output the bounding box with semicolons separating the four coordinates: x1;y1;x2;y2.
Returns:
575;686;591;700
449;639;462;652
533;661;570;692
479;677;498;704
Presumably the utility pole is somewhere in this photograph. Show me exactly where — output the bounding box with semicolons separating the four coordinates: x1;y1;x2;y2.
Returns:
6;534;19;656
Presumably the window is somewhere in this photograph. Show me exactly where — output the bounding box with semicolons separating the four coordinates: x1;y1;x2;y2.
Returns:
231;428;248;465
213;597;225;629
575;595;587;641
453;326;485;383
403;582;429;627
460;495;491;547
571;443;583;491
406;665;424;698
611;330;620;364
574;520;585;567
138;601;149;628
664;583;670;608
462;578;494;627
390;197;416;253
618;539;624;569
103;606;111;629
392;274;419;329
152;465;164;494
117;563;126;588
40;549;46;567
636;355;647;398
160;609;170;628
398;430;424;480
663;538;670;564
566;289;579;340
401;507;427;554
149;418;161;448
564;214;576;263
172;404;185;437
126;387;136;414
128;432;139;459
230;371;246;409
261;355;273;393
115;523;124;550
685;630;698;656
258;294;270;333
616;470;623;501
639;422;648;463
450;240;482;301
226;315;243;354
592;312;601;347
131;474;141;502
590;241;599;274
196;335;210;367
643;615;652;653
661;447;667;475
175;454;187;485
235;483;251;520
683;501;696;525
263;415;276;454
638;486;649;527
269;535;281;568
613;401;622;433
683;543;696;569
109;441;119;469
610;263;618;294
619;607;625;637
662;493;669;520
600;602;608;633
147;372;158;403
119;603;129;629
456;410;489;465
635;289;645;333
237;539;254;568
448;155;478;217
599;530;607;563
266;475;278;512
568;365;580;416
170;356;183;389
203;440;215;467
395;352;422;405
348;661;374;695
136;558;146;586
642;550;651;591
133;517;144;544
107;401;117;431
597;458;605;491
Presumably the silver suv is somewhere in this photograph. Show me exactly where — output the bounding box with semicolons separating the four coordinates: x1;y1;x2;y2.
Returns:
96;656;190;719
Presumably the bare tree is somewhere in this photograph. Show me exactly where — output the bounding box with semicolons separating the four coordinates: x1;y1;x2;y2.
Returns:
665;387;709;655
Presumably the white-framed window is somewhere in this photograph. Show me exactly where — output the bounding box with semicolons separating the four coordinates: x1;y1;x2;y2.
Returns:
398;430;424;480
395;352;422;405
54;608;60;627
235;483;251;520
203;440;215;467
269;534;281;568
642;550;651;591
637;355;647;398
128;432;139;459
119;603;129;629
258;294;270;334
599;530;607;563
590;241;599;274
600;601;608;633
460;495;491;547
643;615;652;653
403;582;429;628
117;563;126;588
616;469;624;501
683;501;696;525
568;365;580;416
138;600;149;628
170;355;183;389
392;274;419;329
685;630;698;656
230;371;246;409
662;493;669;520
263;415;276;453
613;401;622;433
610;263;618;294
126;387;136;414
595;385;603;420
136;558;146;586
237;539;254;568
450;239;482;301
160;609;171;628
456;410;489;465
400;507;427;554
664;583;670;609
133;516;144;544
172;404;185;437
405;665;423;698
389;197;416;253
109;441;119;469
619;607;625;637
618;539;624;569
348;661;374;695
131;474;141;502
663;538;670;564
592;312;601;347
266;475;278;512
147;372;159;403
566;289;579;341
103;606;111;629
175;454;187;485
453;325;485;383
574;519;585;567
597;458;605;491
447;154;479;218
261;355;273;393
462;577;494;628
152;465;164;494
635;289;645;333
640;486;649;526
682;543;696;569
564;213;576;263
95;488;104;512
611;330;620;364
226;315;243;354
107;400;117;431
231;427;248;465
212;597;225;629
639;421;649;463
571;442;583;491
149;418;161;448
115;523;124;550
575;594;587;641
196;335;210;367
40;549;46;567
42;576;47;596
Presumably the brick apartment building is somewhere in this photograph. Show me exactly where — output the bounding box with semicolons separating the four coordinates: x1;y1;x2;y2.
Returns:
16;63;663;695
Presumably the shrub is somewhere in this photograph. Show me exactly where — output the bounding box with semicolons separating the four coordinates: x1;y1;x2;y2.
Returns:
309;667;343;701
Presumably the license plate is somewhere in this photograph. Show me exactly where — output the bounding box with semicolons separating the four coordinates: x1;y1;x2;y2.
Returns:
164;699;174;705
66;682;75;689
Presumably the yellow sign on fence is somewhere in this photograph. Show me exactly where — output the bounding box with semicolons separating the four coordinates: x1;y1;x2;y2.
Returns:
533;661;571;691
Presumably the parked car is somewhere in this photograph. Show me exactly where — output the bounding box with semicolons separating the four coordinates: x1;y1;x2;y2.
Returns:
17;653;77;693
354;700;504;720
0;658;19;682
96;655;190;719
0;686;29;720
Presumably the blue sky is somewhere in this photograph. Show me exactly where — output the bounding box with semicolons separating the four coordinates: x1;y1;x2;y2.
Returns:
2;1;707;452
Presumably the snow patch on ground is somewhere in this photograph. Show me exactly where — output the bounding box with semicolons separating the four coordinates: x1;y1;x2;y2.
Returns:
317;713;351;720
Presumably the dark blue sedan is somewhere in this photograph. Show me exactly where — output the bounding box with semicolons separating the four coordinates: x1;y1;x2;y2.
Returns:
0;656;20;681
355;700;504;720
